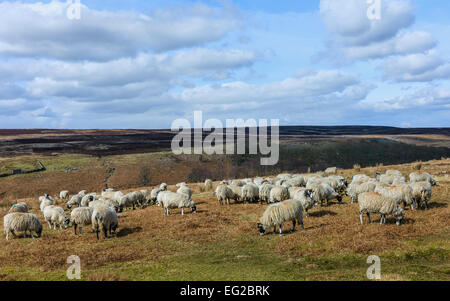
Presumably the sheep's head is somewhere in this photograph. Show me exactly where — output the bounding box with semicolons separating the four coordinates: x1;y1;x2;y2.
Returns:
257;223;265;235
394;207;404;226
36;224;43;238
191;204;197;213
337;195;343;203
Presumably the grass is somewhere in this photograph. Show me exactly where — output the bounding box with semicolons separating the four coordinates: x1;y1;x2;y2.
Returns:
0;157;449;281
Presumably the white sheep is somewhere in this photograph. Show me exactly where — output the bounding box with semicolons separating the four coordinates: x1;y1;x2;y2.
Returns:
215;184;234;205
269;186;289;204
293;188;317;217
43;205;70;230
40;195;54;212
259;184;274;203
4;212;43;240
409;181;432;210
119;193;137;211
157;191;196;215
67;194;83;210
257;199;304;236
150;188;163;205
204;179;213;190
92;205;119;239
385;169;403;177
309;183;342;206
241;183;259;203
9;202;29;213
70;207;94;235
177;184;192;199
231;180;246;187
352;174;370;183
80;193;98;207
325;167;337;174
358;192;404;225
345;182;376;203
409;172;436;186
78;190;88;196
228;185;243;203
59;190;70;200
376;185;414;210
160;183;168;191
89;198;120;212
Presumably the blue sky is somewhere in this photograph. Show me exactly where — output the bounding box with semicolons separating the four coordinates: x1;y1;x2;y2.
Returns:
0;0;449;128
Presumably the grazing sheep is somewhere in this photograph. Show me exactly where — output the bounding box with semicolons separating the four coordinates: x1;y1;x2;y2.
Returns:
325;167;337;174
4;213;42;240
228;185;243;203
215;184;234;205
204;179;213;190
376;185;414;210
119;193;137;211
160;183;168;191
385;170;403;177
89;198;120;212
378;174;399;185
392;176;407;185
241;183;259;203
139;190;150;206
92;206;119;240
78;190;88;196
259;184;274;203
358;192;404;225
150;188;163;205
8;202;29;213
352;174;370;183
284;176;306;188
309;183;342;206
345;182;376;203
80;194;98;207
293;189;317;217
253;177;266;186
409;172;436;186
409;181;432;210
39;194;54;203
67;194;83;210
257;199;304;236
157;191;196;215
322;176;347;194
70;207;93;235
59;190;70;200
269;186;289;204
176;182;187;187
231;180;246;187
43;205;70;230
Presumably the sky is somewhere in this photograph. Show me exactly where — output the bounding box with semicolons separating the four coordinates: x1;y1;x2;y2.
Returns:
0;0;449;129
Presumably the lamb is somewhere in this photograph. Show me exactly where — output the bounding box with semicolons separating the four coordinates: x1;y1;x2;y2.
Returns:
70;207;94;235
309;183;342;206
259;184;274;203
358;192;404;225
345;182;376;203
92;205;119;239
204;179;213;190
9;202;29;213
409;181;432;210
43;205;70;230
257;199;304;236
241;183;259;203
269;186;289;204
4;213;42;240
376;185;414;210
293;188;316;217
409;172;436;186
215;184;234;205
157;191;196;215
325;167;337;174
59;190;70;200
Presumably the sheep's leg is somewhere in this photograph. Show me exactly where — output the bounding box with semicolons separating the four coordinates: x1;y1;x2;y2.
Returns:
103;225;108;239
96;229;99;240
23;230;27;238
360;213;364;225
273;226;277;233
79;227;83;235
181;208;184;216
305;209;309;217
53;223;57;230
424;200;428;210
6;231;9;240
299;215;304;230
366;212;371;223
30;231;35;239
278;224;283;236
47;221;52;229
351;197;354;204
291;219;296;232
108;225;112;238
74;224;78;235
380;215;384;225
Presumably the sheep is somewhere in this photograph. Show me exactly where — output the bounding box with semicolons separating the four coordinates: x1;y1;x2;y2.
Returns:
80;194;98;207
102;188;115;193
4;213;43;240
269;186;289;204
40;196;54;212
259;184;274;203
325;167;337;174
59;190;70;200
215;184;234;205
253;177;266;186
160;183;168;191
309;183;342;206
78;190;88;196
286;175;306;187
257;199;304;236
8;202;29;213
39;193;54;203
43;205;70;230
345;182;376;203
176;182;187;187
322;176;347;194
358;192;404;225
101;191;125;203
392;176;407;185
409;172;436;186
89;198;120;212
204;179;213;190
376;185;414;210
70;207;94;235
157;191;196;215
378;174;400;185
177;184;192;199
150;188;163;205
228;185;243;203
241;183;259;203
139;189;150;206
409;181;432;210
293;188;316;217
352;174;370;183
119;193;137;211
67;194;83;210
231;180;246;187
385;169;403;177
92;206;119;240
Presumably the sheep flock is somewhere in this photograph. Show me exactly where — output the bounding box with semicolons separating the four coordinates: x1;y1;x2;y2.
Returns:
2;168;440;240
